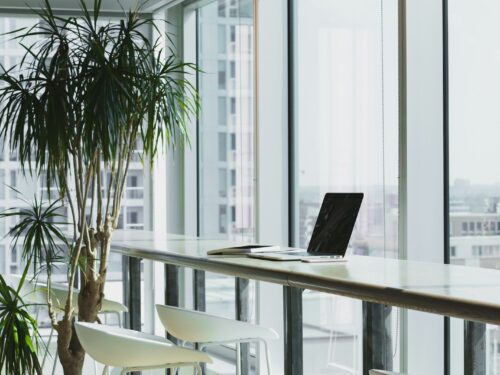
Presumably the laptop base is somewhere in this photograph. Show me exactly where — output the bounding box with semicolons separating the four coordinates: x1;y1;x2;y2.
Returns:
248;252;344;262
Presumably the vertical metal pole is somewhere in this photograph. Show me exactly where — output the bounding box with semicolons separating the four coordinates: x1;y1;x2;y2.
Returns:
194;269;206;312
283;286;303;375
122;255;130;329
362;302;393;375
164;264;180;375
464;321;486;375
193;269;206;375
236;277;251;375
128;257;142;332
164;264;180;343
127;257;141;375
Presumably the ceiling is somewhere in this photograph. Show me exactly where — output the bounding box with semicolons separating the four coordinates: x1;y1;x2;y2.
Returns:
0;0;175;13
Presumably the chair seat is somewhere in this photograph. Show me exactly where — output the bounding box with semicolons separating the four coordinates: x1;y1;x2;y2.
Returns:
9;276;127;314
75;322;212;368
43;284;128;314
156;304;279;343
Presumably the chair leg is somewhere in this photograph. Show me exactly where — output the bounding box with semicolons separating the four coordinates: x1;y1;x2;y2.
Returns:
262;340;272;375
102;365;109;375
236;343;242;375
51;347;59;375
42;326;54;368
195;363;203;375
119;368;128;375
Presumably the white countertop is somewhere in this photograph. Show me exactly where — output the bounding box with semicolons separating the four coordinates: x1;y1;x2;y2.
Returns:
112;230;500;325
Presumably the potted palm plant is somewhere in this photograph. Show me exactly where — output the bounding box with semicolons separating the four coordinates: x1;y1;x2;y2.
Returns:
0;264;43;375
0;0;199;373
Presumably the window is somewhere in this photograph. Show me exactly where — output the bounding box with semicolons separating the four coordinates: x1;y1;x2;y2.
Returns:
218;0;226;17
196;2;256;372
292;0;399;372
126;171;144;199
198;0;255;241
218;97;227;125
230;97;236;114
448;0;500;368
229;61;236;78
230;169;236;186
218;133;227;161
9;170;17;198
219;168;227;197
219;205;227;233
218;60;226;89
230;133;236;150
218;25;226;54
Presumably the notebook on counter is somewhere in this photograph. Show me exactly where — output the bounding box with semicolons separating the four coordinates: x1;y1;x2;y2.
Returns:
207;245;282;256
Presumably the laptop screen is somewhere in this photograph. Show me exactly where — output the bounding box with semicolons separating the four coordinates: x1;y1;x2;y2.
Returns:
307;193;364;255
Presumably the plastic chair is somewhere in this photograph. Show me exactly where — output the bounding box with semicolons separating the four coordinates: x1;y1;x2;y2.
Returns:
10;276;127;374
75;322;212;374
156;304;278;375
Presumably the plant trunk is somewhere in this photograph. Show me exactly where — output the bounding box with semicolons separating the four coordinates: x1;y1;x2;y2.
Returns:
56;239;108;374
56;319;85;375
56;281;103;375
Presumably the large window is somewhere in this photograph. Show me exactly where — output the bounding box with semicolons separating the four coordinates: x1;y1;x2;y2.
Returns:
448;0;500;371
292;0;399;373
196;0;256;373
198;0;255;243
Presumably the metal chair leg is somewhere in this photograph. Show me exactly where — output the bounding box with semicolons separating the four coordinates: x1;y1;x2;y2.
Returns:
262;339;272;375
42;326;54;367
51;349;58;375
236;342;242;375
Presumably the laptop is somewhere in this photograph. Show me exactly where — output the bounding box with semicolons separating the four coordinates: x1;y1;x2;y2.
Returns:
249;192;364;262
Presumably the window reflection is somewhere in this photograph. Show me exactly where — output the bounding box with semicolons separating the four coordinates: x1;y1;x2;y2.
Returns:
293;0;399;372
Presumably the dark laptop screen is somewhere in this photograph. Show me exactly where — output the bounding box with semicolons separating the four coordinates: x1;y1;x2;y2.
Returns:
307;193;364;255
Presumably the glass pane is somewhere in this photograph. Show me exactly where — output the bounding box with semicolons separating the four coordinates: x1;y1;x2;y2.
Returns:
448;0;500;372
197;1;256;373
293;0;399;373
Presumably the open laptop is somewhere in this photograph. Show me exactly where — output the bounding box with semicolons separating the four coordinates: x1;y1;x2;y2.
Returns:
249;192;363;261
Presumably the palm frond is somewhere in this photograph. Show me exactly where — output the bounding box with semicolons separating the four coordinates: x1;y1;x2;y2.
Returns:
0;196;69;275
0;264;42;375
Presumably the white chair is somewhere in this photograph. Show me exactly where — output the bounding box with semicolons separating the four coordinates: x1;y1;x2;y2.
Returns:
10;276;128;374
75;322;212;374
369;371;408;375
156;304;278;375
